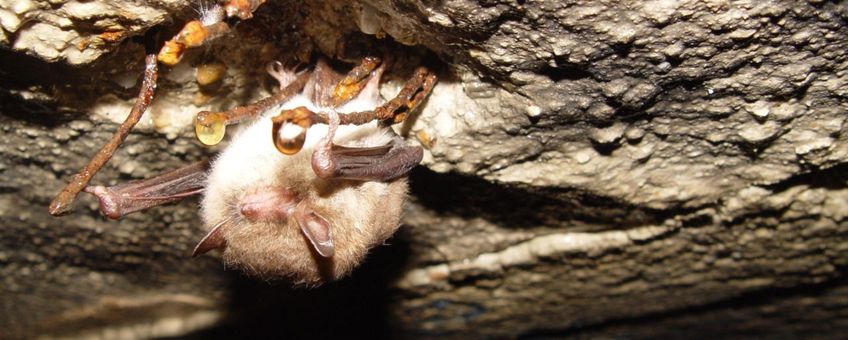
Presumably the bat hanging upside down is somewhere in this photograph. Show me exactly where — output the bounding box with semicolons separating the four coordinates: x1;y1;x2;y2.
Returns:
82;57;436;284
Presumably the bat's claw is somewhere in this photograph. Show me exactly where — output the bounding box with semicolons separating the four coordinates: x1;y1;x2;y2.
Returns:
83;186;124;220
267;61;300;90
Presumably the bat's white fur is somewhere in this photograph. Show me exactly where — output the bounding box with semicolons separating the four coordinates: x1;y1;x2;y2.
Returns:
201;86;407;284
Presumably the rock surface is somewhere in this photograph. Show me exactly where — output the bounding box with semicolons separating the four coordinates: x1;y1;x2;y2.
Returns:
1;0;846;338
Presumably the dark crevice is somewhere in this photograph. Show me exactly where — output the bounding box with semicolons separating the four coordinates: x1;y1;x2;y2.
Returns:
539;63;593;82
661;75;709;93
408;167;704;232
0;85;77;124
762;162;848;193
0;43;147;127
519;269;848;339
589;140;620;156
611;43;633;58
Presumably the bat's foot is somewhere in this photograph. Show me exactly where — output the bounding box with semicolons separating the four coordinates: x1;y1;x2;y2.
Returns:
266;61;301;90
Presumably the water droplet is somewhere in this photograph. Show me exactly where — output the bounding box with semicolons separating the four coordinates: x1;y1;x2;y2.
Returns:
272;121;306;155
195;114;226;146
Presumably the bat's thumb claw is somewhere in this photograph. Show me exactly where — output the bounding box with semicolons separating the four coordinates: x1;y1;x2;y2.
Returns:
83;186;122;220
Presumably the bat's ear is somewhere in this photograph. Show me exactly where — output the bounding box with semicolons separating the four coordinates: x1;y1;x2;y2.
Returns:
294;203;335;258
192;221;227;257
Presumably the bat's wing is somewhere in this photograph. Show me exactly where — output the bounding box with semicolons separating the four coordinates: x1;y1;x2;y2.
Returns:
84;160;209;219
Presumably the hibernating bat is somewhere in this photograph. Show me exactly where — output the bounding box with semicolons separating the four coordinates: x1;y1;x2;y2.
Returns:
84;56;436;285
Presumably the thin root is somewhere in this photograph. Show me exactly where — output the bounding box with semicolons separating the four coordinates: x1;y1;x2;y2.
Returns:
49;53;159;216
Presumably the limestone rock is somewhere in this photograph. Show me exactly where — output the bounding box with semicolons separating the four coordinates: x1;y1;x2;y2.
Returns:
1;0;847;338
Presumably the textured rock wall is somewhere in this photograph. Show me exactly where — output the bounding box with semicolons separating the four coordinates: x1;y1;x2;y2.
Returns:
1;0;846;338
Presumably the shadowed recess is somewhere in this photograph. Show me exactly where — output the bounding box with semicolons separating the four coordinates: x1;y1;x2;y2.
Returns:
408;167;669;231
167;236;412;339
520;268;848;339
0;45;142;127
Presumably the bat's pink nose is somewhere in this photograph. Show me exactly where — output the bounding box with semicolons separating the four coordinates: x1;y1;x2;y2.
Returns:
238;187;297;223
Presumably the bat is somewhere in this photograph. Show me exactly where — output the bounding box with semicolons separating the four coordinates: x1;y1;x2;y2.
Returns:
84;56;436;285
